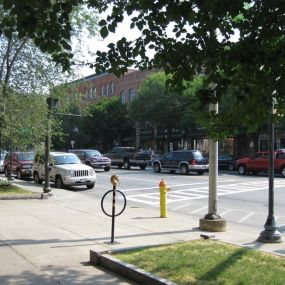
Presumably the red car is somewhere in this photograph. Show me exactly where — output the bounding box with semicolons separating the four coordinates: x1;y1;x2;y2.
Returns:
236;149;285;177
4;151;34;179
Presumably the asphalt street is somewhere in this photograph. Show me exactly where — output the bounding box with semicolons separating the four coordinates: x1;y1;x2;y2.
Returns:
85;167;285;233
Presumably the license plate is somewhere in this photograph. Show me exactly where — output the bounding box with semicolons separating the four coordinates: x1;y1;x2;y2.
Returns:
80;178;87;182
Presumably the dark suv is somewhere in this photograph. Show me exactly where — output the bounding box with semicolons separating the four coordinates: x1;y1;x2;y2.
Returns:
69;149;111;171
152;150;209;175
4;151;34;179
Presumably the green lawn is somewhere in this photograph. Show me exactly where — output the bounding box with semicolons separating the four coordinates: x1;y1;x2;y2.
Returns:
115;240;285;285
0;181;36;196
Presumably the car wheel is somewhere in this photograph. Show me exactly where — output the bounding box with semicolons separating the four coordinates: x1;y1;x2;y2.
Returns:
180;164;189;175
153;162;161;173
197;170;205;175
104;166;110;172
228;164;234;171
34;172;43;184
238;164;247;175
16;169;22;180
55;176;64;189
124;160;131;169
140;164;146;170
87;183;95;189
281;166;285;178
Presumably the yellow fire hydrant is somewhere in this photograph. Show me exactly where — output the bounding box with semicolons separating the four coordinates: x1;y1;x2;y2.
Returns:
159;179;169;218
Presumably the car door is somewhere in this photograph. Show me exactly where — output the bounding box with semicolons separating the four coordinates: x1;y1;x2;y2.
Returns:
12;154;18;174
162;152;177;169
49;156;57;182
37;155;46;180
248;152;265;171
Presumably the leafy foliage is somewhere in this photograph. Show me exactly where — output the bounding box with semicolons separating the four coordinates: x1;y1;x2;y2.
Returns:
80;97;134;151
1;1;285;137
130;72;201;134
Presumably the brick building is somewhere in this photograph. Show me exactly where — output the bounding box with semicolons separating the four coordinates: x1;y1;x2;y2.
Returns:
74;69;153;105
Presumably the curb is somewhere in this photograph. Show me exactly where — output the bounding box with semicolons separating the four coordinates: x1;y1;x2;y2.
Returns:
90;250;177;285
0;193;49;200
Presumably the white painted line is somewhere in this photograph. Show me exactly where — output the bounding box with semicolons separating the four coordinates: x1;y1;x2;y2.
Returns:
171;202;196;211
238;212;255;223
219;209;233;216
191;205;208;214
175;189;209;195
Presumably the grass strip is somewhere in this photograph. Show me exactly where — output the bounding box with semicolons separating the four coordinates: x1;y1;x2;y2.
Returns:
0;184;36;196
115;240;285;285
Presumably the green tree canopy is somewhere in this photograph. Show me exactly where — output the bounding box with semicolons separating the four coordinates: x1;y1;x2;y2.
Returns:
2;1;285;136
130;72;201;133
80;97;134;151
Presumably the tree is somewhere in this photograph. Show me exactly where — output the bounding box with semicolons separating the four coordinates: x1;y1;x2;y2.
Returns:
130;72;202;148
80;97;134;151
2;1;285;136
0;3;100;151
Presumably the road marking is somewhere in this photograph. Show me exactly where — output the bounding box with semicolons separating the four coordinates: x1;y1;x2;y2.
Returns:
123;179;285;206
238;212;255;223
190;205;208;214
171;202;196;211
219;209;233;216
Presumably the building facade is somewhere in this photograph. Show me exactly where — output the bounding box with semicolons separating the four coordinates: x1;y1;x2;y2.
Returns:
73;70;285;156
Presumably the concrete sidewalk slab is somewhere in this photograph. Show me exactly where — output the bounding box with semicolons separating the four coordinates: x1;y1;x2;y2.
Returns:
0;178;284;285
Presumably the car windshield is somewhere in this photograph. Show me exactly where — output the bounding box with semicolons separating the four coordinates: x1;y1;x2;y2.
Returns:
85;150;101;157
18;153;34;161
53;154;81;165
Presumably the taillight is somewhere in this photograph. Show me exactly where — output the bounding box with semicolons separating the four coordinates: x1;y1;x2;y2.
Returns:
191;160;197;165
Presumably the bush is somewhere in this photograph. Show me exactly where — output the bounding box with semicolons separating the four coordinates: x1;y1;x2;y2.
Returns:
0;179;12;188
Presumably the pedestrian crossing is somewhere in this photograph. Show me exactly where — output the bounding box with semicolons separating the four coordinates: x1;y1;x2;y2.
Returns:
122;179;285;206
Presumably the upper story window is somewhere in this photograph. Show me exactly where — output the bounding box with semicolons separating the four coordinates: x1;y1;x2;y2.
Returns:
120;91;126;104
92;86;97;98
129;88;135;102
111;82;114;94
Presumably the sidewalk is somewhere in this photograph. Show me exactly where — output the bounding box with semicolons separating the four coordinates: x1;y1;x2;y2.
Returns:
0;179;284;285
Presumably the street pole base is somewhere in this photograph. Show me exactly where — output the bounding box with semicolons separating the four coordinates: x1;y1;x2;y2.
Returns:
257;229;283;243
199;218;227;232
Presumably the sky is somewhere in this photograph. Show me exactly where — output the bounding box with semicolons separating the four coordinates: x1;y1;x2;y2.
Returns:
77;12;141;77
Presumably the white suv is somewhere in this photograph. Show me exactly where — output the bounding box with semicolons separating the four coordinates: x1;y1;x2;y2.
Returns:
32;152;96;189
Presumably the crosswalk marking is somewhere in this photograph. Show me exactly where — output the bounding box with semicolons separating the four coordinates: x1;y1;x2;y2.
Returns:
123;179;285;206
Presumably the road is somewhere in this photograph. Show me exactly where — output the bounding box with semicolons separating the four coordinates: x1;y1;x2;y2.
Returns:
86;167;285;232
2;167;285;233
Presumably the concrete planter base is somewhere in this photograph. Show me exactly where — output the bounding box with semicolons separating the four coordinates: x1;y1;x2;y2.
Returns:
199;218;227;232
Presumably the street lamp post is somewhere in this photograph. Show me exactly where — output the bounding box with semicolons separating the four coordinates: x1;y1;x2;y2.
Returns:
200;102;226;232
257;103;282;243
43;98;53;195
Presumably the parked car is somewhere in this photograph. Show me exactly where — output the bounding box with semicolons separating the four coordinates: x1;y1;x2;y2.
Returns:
32;152;96;189
218;154;237;171
152;150;209;175
69;149;111;171
0;151;8;173
4;151;34;179
104;146;151;169
236;149;285;177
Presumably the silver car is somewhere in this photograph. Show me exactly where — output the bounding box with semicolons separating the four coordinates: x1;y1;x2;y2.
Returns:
32;152;96;189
